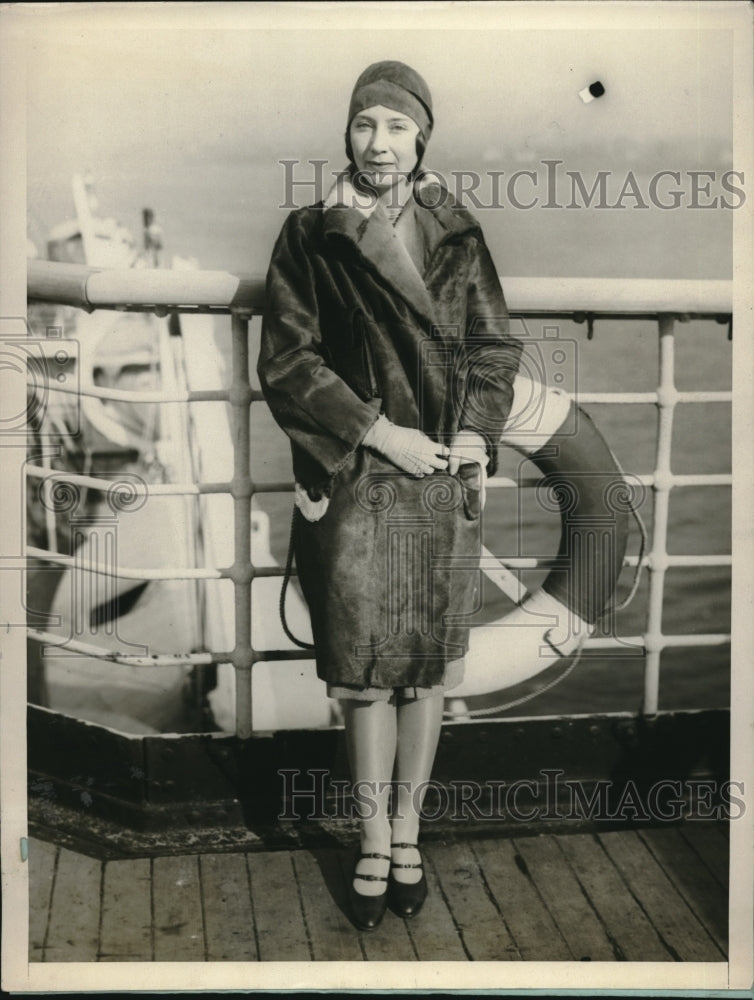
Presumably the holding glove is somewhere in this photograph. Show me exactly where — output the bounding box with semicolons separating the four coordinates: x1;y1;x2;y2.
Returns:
363;414;449;477
448;429;488;512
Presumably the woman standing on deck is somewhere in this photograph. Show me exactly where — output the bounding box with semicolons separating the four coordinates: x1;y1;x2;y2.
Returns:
259;61;521;930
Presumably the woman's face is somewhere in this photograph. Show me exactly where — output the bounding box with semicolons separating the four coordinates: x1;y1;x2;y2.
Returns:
349;104;421;190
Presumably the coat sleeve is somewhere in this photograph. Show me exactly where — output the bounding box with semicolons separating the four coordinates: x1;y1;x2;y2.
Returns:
257;211;380;481
457;235;523;476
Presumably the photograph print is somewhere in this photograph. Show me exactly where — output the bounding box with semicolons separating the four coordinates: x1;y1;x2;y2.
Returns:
2;1;752;993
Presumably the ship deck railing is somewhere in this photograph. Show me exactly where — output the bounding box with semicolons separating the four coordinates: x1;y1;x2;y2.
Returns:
25;260;733;738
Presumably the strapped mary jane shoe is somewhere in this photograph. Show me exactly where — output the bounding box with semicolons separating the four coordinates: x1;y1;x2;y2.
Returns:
348;852;390;930
387;842;428;918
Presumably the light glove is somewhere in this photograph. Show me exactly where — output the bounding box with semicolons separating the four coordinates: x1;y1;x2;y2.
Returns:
363;414;449;477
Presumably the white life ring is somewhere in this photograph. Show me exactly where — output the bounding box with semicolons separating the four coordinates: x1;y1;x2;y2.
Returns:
451;374;630;699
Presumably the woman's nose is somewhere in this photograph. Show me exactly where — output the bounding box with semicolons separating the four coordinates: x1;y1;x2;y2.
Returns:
369;125;389;152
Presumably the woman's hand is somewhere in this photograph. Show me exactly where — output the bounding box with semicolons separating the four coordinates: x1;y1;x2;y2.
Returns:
363;415;449;477
448;430;488;510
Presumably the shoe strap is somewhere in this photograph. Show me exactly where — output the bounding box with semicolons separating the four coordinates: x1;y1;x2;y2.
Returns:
355;851;390;882
390;843;422;869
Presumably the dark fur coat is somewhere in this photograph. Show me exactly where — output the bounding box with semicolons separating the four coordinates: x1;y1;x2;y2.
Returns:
258;177;522;689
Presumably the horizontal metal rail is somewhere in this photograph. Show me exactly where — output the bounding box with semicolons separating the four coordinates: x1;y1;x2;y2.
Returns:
38;381;235;404
24;463;733;502
25;262;732;733
25;465;289;498
27;260;266;313
28;259;733;317
27;627;730;671
577;391;731;405
23;547;732;581
37;379;733;411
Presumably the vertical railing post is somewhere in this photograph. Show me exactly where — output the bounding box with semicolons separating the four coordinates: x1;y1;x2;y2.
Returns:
643;313;677;714
229;311;254;738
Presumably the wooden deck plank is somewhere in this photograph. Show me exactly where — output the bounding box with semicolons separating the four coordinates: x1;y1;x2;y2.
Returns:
44;847;101;963
29;823;732;964
513;835;616;961
598;830;725;962
403;850;467;962
679;822;729;888
248;850;311;960
638;827;728;956
556;832;671;962
358;916;415;961
200;853;258;962
292;849;362;962
335;851;415;962
99;858;152;961
28;839;58;962
472;837;572;961
426;841;518;961
152;855;205;962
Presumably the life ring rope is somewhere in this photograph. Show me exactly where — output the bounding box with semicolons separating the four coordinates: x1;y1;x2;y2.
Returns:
446;646;586;719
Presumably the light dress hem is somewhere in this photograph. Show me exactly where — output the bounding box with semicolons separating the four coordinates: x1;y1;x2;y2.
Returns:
327;657;465;703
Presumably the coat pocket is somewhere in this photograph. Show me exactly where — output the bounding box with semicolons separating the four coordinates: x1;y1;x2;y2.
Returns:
458;462;483;521
329;307;382;402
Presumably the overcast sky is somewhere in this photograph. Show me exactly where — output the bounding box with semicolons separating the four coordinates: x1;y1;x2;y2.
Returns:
20;4;736;277
27;20;732;161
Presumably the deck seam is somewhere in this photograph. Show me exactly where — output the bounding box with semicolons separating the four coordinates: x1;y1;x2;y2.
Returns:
593;831;681;960
468;839;523;960
149;856;156;962
551;833;625;961
677;823;729;891
196;854;209;963
243;851;262;961
400;903;421;962
290;852;315;961
40;843;60;962
509;838;574;960
424;847;472;961
635;827;727;959
95;858;106;962
337;849;368;961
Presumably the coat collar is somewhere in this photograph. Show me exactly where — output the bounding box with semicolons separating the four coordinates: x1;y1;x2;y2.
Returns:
321;170;479;328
